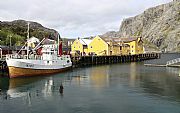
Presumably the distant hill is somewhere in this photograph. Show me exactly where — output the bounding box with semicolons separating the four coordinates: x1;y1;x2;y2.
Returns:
0;20;58;46
103;0;180;52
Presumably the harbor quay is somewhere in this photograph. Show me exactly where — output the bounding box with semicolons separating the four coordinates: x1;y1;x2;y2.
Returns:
71;53;160;67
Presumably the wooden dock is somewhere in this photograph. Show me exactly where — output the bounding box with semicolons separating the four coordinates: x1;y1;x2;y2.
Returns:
72;53;160;67
145;64;180;68
144;64;166;67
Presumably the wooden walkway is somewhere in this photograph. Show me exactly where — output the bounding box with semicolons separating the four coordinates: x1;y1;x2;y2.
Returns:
145;64;180;68
144;57;180;68
144;64;166;67
72;53;160;67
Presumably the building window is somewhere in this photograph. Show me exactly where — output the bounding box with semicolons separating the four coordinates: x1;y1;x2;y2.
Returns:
132;46;133;48
91;46;92;48
120;46;122;50
74;46;75;48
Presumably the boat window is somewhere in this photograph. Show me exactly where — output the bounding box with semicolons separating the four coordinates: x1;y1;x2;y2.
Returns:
67;60;70;63
47;61;49;63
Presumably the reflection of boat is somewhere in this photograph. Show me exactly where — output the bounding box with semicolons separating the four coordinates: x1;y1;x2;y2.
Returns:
0;77;43;98
0;77;42;90
6;23;72;78
0;75;63;99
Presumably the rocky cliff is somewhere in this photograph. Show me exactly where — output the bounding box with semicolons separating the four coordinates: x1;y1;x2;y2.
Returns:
104;0;180;52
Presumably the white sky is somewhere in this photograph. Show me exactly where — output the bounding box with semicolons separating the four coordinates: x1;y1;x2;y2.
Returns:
0;0;172;38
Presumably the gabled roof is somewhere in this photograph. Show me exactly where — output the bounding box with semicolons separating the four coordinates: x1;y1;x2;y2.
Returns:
79;39;92;45
92;35;141;47
113;37;138;43
96;36;113;46
42;38;56;45
0;45;10;50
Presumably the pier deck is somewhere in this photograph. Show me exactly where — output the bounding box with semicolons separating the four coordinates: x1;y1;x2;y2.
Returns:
72;53;160;67
145;64;180;68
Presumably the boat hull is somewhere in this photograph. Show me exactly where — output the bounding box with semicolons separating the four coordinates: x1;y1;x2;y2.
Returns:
6;55;72;78
8;66;71;78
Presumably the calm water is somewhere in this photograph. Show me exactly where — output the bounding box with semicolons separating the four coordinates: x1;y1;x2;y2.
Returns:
1;54;180;113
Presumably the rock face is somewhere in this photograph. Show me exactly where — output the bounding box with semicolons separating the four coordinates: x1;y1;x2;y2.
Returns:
103;0;180;52
120;0;180;52
0;20;58;40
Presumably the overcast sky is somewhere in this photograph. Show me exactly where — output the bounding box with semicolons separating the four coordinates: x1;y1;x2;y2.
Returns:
0;0;171;38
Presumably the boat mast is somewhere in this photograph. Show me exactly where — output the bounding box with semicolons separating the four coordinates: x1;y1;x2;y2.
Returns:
57;33;59;56
27;22;30;59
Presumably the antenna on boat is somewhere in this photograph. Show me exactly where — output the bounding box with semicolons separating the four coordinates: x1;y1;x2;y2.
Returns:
27;22;30;59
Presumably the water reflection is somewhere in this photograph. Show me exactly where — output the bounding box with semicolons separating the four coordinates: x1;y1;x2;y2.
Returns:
138;66;180;102
89;65;109;88
166;67;180;76
129;62;137;87
0;77;43;99
0;63;180;102
0;71;91;100
1;54;180;113
68;66;110;89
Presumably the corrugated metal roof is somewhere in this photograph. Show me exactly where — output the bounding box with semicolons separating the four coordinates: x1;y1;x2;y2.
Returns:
79;39;92;45
113;37;138;42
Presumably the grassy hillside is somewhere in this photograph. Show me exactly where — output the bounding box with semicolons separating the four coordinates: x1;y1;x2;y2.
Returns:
0;20;58;46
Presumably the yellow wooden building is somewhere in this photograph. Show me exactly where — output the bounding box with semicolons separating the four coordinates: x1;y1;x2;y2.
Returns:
102;37;131;55
71;36;144;56
88;36;108;55
114;37;144;55
71;38;92;56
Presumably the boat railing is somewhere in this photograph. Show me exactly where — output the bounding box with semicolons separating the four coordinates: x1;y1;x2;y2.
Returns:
6;54;43;60
6;54;71;60
58;55;70;60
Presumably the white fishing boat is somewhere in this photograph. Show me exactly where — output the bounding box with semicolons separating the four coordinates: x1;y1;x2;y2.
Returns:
6;23;72;78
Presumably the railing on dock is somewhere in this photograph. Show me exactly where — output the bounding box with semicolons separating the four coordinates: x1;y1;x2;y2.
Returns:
166;58;180;66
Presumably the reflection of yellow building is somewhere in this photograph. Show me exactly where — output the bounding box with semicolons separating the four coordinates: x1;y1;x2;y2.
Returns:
129;62;137;87
89;66;109;88
69;66;109;89
71;38;92;55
